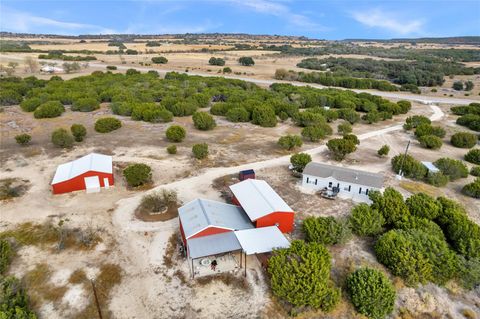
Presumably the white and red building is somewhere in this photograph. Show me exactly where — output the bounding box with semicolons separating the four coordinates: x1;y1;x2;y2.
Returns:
51;153;113;195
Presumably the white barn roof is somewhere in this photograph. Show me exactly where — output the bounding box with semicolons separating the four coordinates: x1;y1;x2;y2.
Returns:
178;199;253;239
51;153;112;185
234;226;290;255
229;179;294;221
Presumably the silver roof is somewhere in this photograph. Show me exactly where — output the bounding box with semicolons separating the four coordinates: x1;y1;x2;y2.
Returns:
421;161;440;173
303;162;384;188
187;231;242;259
229;179;294;221
234;226;290;255
178;199;253;239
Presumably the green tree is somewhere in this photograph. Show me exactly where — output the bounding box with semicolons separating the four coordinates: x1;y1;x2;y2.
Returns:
418;135;443;150
71;97;100;112
403;115;431;130
51;128;74;148
192;111;216;130
453;81;464;91
166;145;177;154
326;138;356;161
238;56;255;66
434;157;468;181
391;154;427;179
165;125;186;142
192;143;209;159
223;67;232;73
405;193;441;220
123;163;152;187
151;56;168;64
303;216;351;245
337;122;352;135
268;240;341;311
346;268;396;319
369;187;410;225
20;97;42;112
15;133;31;146
226;107;250;122
377;145;390;157
425;171;449;187
33;101;65;118
252;105;277;127
349;203;385;236
465;149;480;164
278;135;303;151
70;124;87;142
343;134;360;145
450;132;477;148
465;80;474;91
208;57;225;66
415;123;446;138
301;124;332;142
290;153;312;173
94;117;122;133
462;178;480;198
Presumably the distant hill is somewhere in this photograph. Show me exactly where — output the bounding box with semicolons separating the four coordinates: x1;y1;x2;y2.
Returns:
344;36;480;45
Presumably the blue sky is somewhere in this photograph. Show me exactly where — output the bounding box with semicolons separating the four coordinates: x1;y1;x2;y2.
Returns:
0;1;479;39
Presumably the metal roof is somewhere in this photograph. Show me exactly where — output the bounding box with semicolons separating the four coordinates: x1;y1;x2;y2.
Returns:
187;232;242;259
178;199;253;239
303;162;384;188
51;153;112;185
421;161;440;173
234;226;290;255
229;179;294;221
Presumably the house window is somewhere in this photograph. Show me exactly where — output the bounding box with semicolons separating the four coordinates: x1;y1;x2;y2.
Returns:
306;177;309;183
315;179;318;185
359;187;362;194
328;182;332;188
366;189;369;195
344;185;351;191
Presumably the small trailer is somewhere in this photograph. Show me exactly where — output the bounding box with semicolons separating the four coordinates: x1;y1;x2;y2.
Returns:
239;169;255;181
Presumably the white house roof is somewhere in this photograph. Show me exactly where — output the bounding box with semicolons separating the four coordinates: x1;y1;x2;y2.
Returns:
421;161;440;173
51;153;113;185
187;232;242;259
303;162;384;189
234;226;290;255
229;179;294;221
178;199;253;239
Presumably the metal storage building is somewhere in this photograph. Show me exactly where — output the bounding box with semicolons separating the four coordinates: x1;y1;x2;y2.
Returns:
229;179;295;233
51;153;113;194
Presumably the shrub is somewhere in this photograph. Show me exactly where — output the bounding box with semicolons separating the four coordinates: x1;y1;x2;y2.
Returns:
425;171;449;187
301;124;332;142
457;114;480;131
375;229;458;286
71;97;100;112
106;65;117;70
123;163;152;187
33;101;65;118
434;158;468;181
303;216;352;245
369;187;410;225
397;100;412;114
462;178;480;198
165;125;186;142
208;57;225;66
192;143;208;159
415;123;446;138
451;132;477;148
20;97;42;112
0;276;37;318
167;145;177;154
405;193;441;220
0;89;22;106
223;67;232;73
290;153;312;173
131;103;173;123
51;128;74;148
457;257;480;290
470;166;480;176
343;134;360;145
251;105;277;127
391;154;427;179
377;145;390;157
238;57;254;66
165;101;197;117
192;112;216;130
294;111;326;127
403;115;430;130
94;117;121;133
337;122;352;135
418;135;443;149
346;268;396;319
139;189;178;213
0;239;12;274
453;81;464;91
226;107;250;122
465;149;480;164
338;108;360;124
268;240;341;311
151;56;168;64
70;124;87;142
349;203;385;236
278;135;303;151
327;138;356;161
15;133;31;146
126;68;140;75
394;216;446;240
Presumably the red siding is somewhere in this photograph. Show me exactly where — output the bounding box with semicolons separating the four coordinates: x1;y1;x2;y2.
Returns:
256;212;295;233
231;196;240;206
189;227;231;239
52;171;114;194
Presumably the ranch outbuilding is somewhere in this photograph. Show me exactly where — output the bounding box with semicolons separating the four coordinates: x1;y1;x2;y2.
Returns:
51;153;114;194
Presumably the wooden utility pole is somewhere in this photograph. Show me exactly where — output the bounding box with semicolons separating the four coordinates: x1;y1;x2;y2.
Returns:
398;140;411;177
91;280;103;319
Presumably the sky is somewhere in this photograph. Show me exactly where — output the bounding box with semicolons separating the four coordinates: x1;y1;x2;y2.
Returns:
0;0;479;40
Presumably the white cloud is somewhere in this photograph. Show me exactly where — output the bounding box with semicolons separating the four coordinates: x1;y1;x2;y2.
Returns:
351;8;424;35
230;0;328;31
125;20;222;34
0;6;115;34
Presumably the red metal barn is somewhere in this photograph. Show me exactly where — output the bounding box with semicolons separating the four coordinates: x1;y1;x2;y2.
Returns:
51;153;114;194
229;179;295;233
177;199;253;247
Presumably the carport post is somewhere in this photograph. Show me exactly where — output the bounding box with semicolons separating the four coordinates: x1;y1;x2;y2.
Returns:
240;250;242;268
191;258;195;279
244;252;247;277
